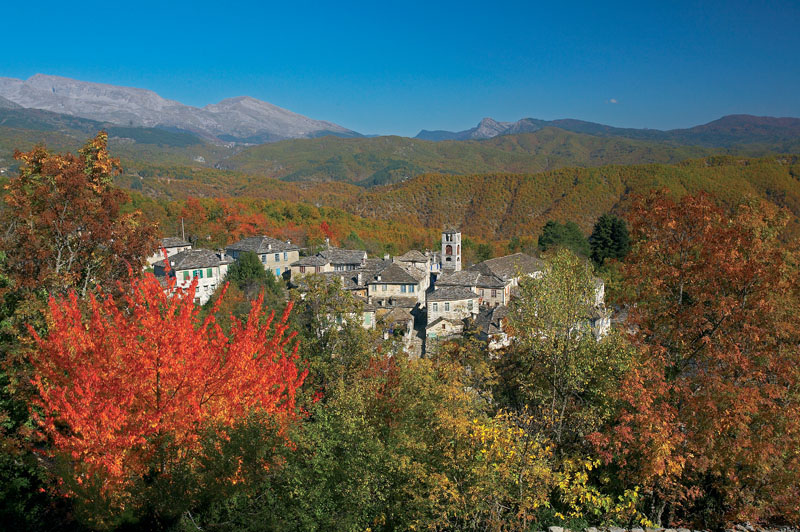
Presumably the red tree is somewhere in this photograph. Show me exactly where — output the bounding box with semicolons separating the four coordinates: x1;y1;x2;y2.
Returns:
596;191;800;526
28;268;307;508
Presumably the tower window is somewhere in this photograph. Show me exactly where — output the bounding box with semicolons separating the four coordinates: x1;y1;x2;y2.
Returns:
445;245;453;255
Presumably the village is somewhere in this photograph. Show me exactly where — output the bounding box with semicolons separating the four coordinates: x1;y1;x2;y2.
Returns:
149;228;611;356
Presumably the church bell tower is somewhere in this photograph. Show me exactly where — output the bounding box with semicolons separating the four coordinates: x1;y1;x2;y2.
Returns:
441;228;461;272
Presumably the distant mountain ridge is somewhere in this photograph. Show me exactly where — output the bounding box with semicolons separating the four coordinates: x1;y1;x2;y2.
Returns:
416;115;800;149
0;74;360;144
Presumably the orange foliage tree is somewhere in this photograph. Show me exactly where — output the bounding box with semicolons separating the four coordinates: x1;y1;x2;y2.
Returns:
1;132;158;296
27;268;307;521
597;191;800;526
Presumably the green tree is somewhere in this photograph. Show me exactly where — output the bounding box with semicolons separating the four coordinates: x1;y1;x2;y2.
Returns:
589;214;630;266
538;221;590;257
225;251;268;287
500;248;631;448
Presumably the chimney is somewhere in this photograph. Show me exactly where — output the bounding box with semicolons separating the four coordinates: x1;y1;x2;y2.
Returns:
376;274;381;282
286;239;291;245
357;272;363;285
267;243;272;250
325;237;330;249
218;249;226;261
383;253;390;261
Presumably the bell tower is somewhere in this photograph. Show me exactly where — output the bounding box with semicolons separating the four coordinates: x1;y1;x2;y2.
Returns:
441;228;461;272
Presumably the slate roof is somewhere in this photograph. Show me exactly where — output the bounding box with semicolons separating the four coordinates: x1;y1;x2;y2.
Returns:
320;271;366;290
319;248;366;265
380;307;414;324
226;236;298;254
362;258;391;275
426;316;465;330
474;305;509;336
469;253;544;281
160;237;191;248
154;249;232;270
291;255;330;267
436;270;480;287
442;227;460;234
427;286;479;302
369;263;427;284
395;250;428;263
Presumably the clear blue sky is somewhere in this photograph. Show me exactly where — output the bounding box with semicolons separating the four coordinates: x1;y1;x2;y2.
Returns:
3;0;799;136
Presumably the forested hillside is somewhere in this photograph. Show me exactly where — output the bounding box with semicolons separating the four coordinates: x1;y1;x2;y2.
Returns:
347;155;800;240
221;128;718;185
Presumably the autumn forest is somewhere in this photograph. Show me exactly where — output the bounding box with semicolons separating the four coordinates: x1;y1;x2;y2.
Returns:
0;131;799;532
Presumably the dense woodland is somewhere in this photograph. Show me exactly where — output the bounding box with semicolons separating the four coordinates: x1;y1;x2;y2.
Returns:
1;134;799;531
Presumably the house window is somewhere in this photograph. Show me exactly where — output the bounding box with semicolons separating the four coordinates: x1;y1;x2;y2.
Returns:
468;300;473;311
283;252;287;261
300;266;306;273
192;269;203;279
401;285;407;293
276;267;281;275
382;284;387;292
274;253;280;262
364;313;371;325
183;271;190;281
491;289;497;297
315;266;321;273
261;254;267;263
480;289;485;297
206;268;213;278
409;285;415;293
445;302;450;311
432;303;438;312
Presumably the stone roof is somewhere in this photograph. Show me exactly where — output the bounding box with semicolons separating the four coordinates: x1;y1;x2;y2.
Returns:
320;271;366;290
469;253;544;281
160;237;191;248
362;258;391;275
426;316;465;330
396;250;428;263
474;305;509;336
427;286;479;302
319;248;366;265
291;255;330;267
369;263;427;284
373;296;419;308
380;307;414;324
436;270;480;287
442;227;460;234
226;235;298;254
154;249;232;270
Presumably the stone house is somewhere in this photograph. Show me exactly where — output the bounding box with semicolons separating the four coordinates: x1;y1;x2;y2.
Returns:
427;286;480;325
394;250;429;272
291;248;367;276
474;305;511;351
225;236;299;278
153;248;233;305
147;237;192;266
425;317;465;342
367;262;429;307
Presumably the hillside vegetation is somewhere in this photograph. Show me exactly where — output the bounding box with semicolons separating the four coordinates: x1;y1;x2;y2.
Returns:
347;155;800;240
221;128;719;185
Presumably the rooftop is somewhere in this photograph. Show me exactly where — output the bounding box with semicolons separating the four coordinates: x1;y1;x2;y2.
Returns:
428;285;479;302
154;248;232;271
395;250;428;263
369;262;427;284
319;248;367;265
160;237;191;248
226;235;299;254
469;253;544;281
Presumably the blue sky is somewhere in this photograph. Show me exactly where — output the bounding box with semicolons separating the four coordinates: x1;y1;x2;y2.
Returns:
3;0;799;136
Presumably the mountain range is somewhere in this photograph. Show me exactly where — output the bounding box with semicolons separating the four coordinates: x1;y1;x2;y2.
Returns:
0;74;359;144
416;115;800;149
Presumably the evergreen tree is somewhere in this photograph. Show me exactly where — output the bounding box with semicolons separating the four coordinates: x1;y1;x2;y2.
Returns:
226;251;268;287
538;221;590;256
589;214;630;265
